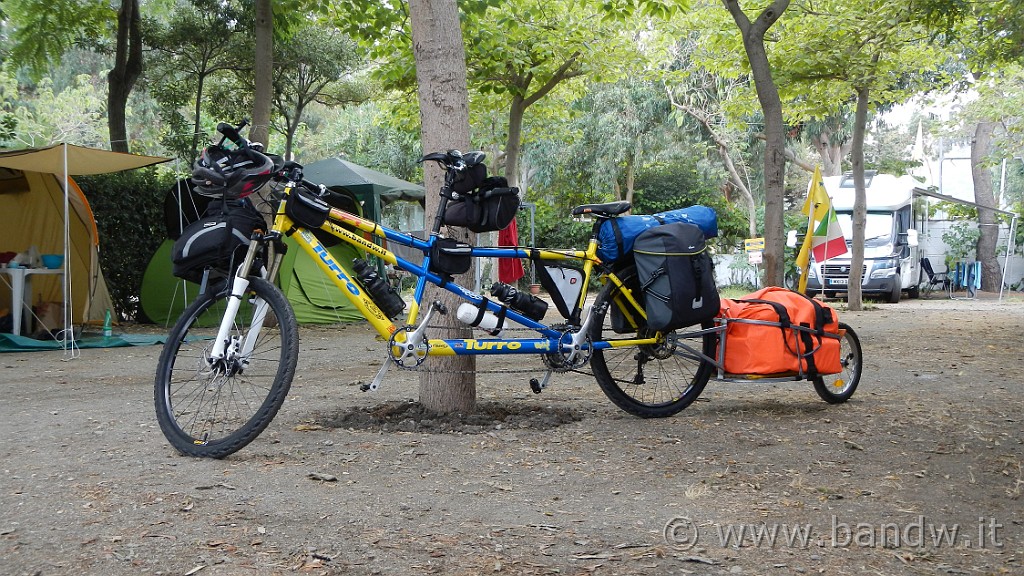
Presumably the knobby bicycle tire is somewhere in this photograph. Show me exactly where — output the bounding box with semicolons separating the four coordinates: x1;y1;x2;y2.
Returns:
812;322;862;404
154;276;299;458
589;267;716;418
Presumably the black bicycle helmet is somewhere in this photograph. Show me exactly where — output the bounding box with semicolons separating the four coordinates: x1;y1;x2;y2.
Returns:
191;145;275;199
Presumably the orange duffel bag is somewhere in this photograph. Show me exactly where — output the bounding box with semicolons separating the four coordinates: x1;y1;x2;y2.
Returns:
718;287;842;376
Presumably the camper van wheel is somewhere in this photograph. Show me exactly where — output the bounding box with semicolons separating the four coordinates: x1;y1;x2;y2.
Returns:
907;284;920;299
824;291;837;299
887;281;901;303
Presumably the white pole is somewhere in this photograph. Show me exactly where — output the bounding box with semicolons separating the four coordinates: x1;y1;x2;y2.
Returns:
62;144;79;357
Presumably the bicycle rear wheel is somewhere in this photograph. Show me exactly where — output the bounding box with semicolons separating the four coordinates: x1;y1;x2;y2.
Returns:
155;276;299;458
813;322;862;403
589;267;716;418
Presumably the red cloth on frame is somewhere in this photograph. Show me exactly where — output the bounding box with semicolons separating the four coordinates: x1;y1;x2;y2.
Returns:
497;217;525;284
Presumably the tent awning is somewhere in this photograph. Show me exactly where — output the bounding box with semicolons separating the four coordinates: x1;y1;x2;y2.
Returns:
913;186;1019;217
0;144;170;177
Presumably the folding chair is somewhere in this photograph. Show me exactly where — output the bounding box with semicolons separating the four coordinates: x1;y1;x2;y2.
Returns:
919;257;950;298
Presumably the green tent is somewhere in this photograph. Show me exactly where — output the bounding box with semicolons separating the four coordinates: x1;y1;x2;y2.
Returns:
302;157;425;226
139;237;366;326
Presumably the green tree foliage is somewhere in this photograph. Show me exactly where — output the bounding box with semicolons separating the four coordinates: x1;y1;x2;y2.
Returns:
631;162;747;249
144;0;249;159
299;103;422;180
4;0;112;78
566;80;673;207
9;75;108;148
75;168;175;321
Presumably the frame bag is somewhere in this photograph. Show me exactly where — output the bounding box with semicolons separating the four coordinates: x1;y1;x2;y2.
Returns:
171;199;266;283
718;287;842;376
633;222;720;332
536;264;585;319
429;237;473;277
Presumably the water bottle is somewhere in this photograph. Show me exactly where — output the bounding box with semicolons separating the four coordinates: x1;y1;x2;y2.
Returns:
103;309;112;338
490;282;548;321
456;303;504;337
352;259;406;319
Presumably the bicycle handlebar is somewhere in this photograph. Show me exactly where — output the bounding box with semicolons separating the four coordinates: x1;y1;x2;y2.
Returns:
216;120;250;148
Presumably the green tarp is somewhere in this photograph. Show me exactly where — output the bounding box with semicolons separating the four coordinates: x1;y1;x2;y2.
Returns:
0;332;167;352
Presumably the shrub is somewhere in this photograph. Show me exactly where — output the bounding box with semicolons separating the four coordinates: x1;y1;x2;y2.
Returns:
76;168;175;321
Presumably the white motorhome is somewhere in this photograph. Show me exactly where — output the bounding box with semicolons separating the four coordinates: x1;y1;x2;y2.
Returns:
801;171;921;302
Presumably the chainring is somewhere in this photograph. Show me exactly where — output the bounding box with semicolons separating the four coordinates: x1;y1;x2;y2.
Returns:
542;323;592;372
388;325;430;369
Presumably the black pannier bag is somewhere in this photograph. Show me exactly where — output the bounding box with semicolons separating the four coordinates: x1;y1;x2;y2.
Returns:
429;237;473;276
171;199;266;283
633;222;720;333
443;176;520;233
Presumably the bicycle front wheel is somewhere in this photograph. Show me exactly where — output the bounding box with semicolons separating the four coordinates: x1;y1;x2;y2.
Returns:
589;267;716;418
155;276;299;458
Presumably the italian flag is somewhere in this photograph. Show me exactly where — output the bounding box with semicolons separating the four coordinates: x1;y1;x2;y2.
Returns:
811;205;848;262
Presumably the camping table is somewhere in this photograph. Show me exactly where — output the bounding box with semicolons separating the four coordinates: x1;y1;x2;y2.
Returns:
0;267;63;336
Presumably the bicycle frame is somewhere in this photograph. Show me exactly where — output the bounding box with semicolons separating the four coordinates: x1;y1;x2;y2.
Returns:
292;185;648;339
209;180;663;376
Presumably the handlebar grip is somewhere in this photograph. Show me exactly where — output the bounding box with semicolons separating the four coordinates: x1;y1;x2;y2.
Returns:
217;122;247;146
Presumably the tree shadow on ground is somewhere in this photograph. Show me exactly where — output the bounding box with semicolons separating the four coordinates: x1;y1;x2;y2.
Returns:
314;400;583;434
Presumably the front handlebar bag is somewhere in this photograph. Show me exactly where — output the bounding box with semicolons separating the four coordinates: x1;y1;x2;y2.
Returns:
171;199;266;283
443;178;520;233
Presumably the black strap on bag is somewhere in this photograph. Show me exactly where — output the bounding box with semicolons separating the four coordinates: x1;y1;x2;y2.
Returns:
738;296;827;375
610;219;624;261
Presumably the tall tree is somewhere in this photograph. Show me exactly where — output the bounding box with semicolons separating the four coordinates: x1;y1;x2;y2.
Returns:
407;0;476;413
250;0;273;147
721;0;790;287
107;0;142;153
663;37;758;236
144;0;247;157
916;0;1024;291
270;27;364;158
777;0;946;309
6;0;141;152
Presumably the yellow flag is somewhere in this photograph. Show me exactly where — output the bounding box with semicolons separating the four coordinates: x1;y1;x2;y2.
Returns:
796;166;830;293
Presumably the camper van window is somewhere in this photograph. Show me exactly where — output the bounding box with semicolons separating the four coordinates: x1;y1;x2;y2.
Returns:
838;170;876;188
835;212;894;246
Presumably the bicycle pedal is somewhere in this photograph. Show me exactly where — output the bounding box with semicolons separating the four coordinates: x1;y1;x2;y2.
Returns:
529;378;542;394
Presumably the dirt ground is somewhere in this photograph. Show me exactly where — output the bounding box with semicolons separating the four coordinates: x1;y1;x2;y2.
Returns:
1;293;1022;576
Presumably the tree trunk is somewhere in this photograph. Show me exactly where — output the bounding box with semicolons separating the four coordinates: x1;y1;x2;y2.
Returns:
408;0;476;414
107;0;142;153
505;96;526;187
502;53;579;188
847;85;870;311
192;73;206;157
623;155;636;209
723;0;790;287
250;0;273;147
972;121;1001;291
